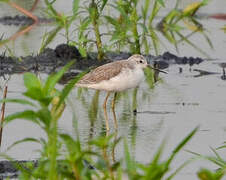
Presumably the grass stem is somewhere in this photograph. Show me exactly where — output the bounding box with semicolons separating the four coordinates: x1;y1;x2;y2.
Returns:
0;85;8;147
90;0;104;60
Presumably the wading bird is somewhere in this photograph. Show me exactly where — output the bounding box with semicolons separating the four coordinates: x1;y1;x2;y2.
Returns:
76;54;166;131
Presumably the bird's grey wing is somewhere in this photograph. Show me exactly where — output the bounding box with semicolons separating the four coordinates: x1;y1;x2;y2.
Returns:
78;61;124;84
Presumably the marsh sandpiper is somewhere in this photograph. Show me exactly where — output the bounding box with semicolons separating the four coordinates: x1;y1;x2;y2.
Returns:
76;54;166;131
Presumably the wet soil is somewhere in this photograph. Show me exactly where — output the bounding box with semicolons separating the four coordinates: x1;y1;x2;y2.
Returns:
0;160;37;179
0;43;206;78
0;159;95;179
0;15;53;26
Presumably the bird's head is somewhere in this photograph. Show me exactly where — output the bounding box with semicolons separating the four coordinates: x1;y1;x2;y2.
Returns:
128;54;167;73
128;54;148;69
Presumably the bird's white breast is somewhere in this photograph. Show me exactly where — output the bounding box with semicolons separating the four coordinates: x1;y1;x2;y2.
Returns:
87;67;145;92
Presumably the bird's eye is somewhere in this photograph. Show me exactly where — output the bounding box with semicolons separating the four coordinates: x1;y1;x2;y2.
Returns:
139;60;143;63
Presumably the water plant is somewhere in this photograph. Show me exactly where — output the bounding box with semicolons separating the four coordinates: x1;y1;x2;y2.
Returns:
0;0;213;57
105;0;139;54
0;1;219;178
88;0;108;60
188;146;226;180
104;0;166;55
157;0;212;56
0;62;87;179
0;62;199;179
121;127;198;180
40;0;80;53
41;0;108;59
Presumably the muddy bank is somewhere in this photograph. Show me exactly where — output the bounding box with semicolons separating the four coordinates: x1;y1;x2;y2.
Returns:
0;44;205;77
0;160;37;179
0;15;53;26
0;159;95;179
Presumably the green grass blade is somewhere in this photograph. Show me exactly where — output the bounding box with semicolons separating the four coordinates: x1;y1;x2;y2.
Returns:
104;16;120;27
156;0;165;7
60;133;81;156
88;90;100;122
142;0;151;20
123;139;136;178
4;110;39;125
149;28;160;55
44;0;58;16
56;71;87;110
149;1;161;25
100;0;109;12
202;31;214;49
37;108;52;128
166;127;199;167
23;88;48;105
23;73;42;90
43;61;74;96
73;0;80;16
0;98;36;107
176;32;210;58
39;26;62;53
7;138;41;151
148;138;167;170
210;147;225;163
144;68;154;89
167;158;195;180
169;31;179;52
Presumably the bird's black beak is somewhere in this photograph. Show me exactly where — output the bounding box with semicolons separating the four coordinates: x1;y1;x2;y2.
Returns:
147;64;167;74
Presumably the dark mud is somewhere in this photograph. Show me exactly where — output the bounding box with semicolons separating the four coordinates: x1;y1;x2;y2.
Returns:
0;159;95;179
0;44;111;77
0;15;53;26
0;44;205;78
0;160;37;179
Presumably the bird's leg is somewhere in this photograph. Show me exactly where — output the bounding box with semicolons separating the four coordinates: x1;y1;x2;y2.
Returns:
111;130;118;163
132;88;138;115
111;93;118;162
3;1;39;43
103;92;111;132
111;92;118;129
223;68;225;77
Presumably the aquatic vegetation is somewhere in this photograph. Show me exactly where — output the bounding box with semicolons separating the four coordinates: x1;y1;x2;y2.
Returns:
156;0;212;56
188;145;226;180
88;0;108;60
1;1;225;179
0;0;213;58
0;64;198;179
105;0;142;54
0;62;86;179
40;0;80;53
122;127;198;180
197;168;224;180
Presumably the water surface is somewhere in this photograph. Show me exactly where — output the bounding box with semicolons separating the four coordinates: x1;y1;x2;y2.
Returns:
0;1;226;179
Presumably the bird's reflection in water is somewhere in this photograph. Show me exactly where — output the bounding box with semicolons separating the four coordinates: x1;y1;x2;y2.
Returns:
76;84;162;167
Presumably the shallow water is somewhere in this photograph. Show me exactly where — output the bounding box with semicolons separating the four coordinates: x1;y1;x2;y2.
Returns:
2;63;226;179
1;1;226;179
